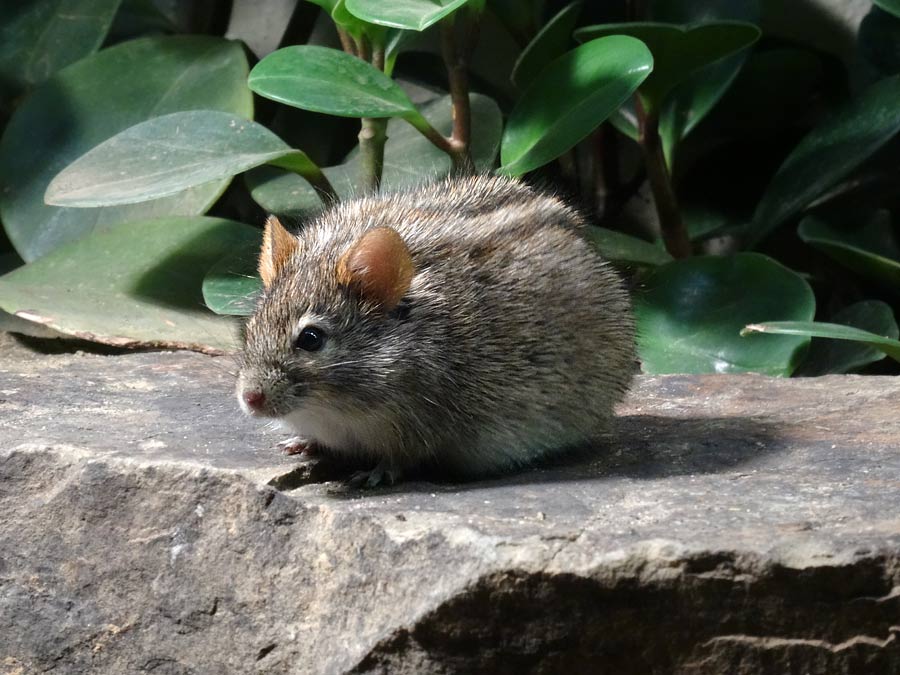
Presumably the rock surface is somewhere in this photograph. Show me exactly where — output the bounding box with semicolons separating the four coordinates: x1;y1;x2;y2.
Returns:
1;334;898;674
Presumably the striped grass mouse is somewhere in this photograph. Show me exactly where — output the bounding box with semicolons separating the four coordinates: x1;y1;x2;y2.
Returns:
236;174;635;486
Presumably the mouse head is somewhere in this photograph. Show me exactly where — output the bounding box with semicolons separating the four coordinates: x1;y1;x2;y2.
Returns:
236;216;415;420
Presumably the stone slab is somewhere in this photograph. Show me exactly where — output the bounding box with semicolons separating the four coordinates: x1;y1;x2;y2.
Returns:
1;335;898;674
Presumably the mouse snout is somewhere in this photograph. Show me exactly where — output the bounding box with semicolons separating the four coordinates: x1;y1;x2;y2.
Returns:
239;388;268;416
243;389;266;406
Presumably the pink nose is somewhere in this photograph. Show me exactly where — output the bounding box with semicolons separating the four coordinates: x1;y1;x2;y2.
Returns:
242;390;266;410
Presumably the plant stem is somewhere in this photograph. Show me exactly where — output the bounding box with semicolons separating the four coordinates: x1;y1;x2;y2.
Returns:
356;40;388;192
636;97;691;258
336;26;356;56
407;114;457;156
441;11;474;172
358;117;387;192
346;37;388;193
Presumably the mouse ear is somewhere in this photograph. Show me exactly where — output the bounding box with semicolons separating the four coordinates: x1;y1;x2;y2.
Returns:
337;227;413;310
259;215;299;288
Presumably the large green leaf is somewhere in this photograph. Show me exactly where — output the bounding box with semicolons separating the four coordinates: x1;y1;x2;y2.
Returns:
650;0;760;163
742;318;900;365
0;217;257;353
511;1;582;89
635;253;815;375
344;0;470;31
248;93;502;215
748;75;900;248
798;214;900;289
45;111;315;207
874;0;900;18
500;35;652;176
574;21;759;112
0;0;121;101
248;45;419;118
203;239;264;316
793;301;900;375
585;228;673;267
0;35;252;262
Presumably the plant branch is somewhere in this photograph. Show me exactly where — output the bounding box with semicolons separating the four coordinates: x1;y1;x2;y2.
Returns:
336;26;356;56
441;11;475;173
636;97;691;258
358;117;387;192
357;39;387;192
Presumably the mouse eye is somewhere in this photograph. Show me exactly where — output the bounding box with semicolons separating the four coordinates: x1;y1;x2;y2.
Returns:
294;326;325;352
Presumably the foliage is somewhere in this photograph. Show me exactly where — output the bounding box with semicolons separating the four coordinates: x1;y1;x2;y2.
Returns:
0;0;897;375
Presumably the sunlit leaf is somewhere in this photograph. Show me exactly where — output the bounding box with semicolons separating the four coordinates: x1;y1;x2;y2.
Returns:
795;301;900;374
635;253;815;374
203;238;263;316
500;35;652;176
46;111;316;207
575;21;759;112
248;45;419;118
585;228;673;266
344;0;469;31
742;319;900;364
0;217;256;353
0;35;252;261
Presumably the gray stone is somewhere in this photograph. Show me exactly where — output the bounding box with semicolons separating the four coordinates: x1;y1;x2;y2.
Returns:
1;334;898;674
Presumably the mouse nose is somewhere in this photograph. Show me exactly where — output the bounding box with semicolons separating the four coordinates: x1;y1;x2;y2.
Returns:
242;390;266;411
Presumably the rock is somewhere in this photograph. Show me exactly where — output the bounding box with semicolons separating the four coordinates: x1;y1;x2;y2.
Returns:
1;335;898;674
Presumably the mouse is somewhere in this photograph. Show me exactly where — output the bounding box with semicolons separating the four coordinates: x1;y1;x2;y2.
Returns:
236;174;635;487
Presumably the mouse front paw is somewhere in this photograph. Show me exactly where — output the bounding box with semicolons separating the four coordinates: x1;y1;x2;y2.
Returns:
277;437;320;457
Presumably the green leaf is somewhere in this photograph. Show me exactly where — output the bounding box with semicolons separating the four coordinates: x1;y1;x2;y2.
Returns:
344;0;469;31
575;21;760;112
798;214;900;290
860;6;900;75
794;301;900;375
246;163;361;218
305;0;339;11
500;35;652;176
742;318;900;365
651;0;761;163
585;228;673;267
0;217;257;353
0;0;122;100
331;0;384;42
0;35;252;262
511;1;582;89
635;253;815;375
248;93;502;214
748;75;900;248
248;45;418;119
203;239;263;316
874;0;900;18
45;111;317;207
